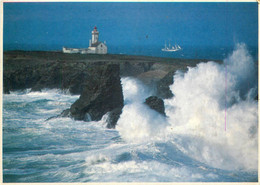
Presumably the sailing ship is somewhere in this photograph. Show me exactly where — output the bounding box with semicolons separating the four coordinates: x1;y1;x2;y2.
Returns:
162;41;182;52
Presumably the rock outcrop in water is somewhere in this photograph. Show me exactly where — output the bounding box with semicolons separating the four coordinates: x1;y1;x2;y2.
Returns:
156;71;175;99
69;64;124;126
144;96;166;116
105;108;123;128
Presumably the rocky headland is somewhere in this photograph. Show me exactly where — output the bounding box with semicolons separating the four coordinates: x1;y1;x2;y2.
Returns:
3;50;221;127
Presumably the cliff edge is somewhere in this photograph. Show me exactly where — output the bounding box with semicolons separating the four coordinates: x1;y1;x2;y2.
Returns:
4;51;219;127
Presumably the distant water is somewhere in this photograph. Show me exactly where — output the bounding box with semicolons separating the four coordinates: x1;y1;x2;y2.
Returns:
110;44;258;61
4;43;258;61
3;43;258;182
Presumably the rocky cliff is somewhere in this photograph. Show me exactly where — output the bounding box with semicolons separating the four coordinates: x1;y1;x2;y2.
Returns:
69;64;123;127
4;51;220;127
4;51;215;94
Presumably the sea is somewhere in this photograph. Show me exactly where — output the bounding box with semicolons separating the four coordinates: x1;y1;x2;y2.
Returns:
3;43;258;182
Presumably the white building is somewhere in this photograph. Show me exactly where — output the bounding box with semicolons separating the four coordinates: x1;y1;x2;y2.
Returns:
62;26;107;54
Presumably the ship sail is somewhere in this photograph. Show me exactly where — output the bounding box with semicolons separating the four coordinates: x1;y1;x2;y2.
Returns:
162;41;181;52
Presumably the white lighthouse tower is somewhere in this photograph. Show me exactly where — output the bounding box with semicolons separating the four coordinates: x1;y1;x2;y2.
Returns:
91;26;99;44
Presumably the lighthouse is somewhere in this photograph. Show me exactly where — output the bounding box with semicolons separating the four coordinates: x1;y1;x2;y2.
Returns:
91;26;99;44
63;26;107;54
87;26;108;54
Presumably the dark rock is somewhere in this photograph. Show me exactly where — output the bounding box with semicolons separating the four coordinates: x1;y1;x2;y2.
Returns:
144;96;165;116
3;88;10;94
4;51;215;95
3;55;95;95
69;64;124;125
60;109;71;117
156;70;175;99
45;64;124;127
45;109;71;121
106;108;123;129
119;62;153;77
136;70;168;86
45;116;57;121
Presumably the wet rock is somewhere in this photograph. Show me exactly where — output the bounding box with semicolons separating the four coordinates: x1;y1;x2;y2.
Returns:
45;109;71;121
106;108;123;129
69;64;124;126
3;88;10;94
144;96;165;116
156;70;175;99
60;109;71;117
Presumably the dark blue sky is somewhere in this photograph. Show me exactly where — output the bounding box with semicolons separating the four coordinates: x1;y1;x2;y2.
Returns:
3;2;258;56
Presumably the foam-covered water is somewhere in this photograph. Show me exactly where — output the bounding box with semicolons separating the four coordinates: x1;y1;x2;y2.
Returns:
3;44;258;182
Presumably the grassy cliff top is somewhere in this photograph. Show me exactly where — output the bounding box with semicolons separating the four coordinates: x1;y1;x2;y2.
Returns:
4;50;220;65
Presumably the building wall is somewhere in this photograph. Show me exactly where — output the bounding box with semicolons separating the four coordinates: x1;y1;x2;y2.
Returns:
63;47;81;54
62;43;107;54
87;47;96;54
96;43;107;54
63;47;90;54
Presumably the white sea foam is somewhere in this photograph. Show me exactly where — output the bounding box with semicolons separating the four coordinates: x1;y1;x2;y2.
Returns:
3;44;258;182
83;158;217;182
117;103;168;143
166;43;258;171
5;88;79;103
117;77;168;143
121;77;153;103
117;43;258;171
85;154;110;165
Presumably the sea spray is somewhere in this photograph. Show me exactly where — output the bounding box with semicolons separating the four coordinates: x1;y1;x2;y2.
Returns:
224;43;257;100
121;77;154;103
117;77;168;142
117;102;168;142
117;43;258;171
165;43;258;170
